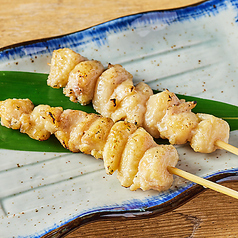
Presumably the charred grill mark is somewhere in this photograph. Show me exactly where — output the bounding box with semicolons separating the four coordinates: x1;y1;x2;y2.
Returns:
62;140;68;149
168;94;172;102
110;98;117;107
48;111;56;124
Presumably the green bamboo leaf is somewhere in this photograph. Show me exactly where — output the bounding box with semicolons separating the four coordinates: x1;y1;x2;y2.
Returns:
0;71;237;152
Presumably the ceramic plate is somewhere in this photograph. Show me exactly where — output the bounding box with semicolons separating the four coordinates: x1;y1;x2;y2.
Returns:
0;0;238;237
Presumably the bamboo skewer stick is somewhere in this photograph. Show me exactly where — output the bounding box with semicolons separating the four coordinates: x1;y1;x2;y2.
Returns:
167;139;238;199
215;140;238;156
167;166;238;200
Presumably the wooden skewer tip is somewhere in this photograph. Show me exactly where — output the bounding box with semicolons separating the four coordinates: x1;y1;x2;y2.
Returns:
215;140;238;156
167;166;238;200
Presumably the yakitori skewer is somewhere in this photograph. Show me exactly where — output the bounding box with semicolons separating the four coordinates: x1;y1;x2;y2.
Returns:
0;98;238;199
47;48;237;156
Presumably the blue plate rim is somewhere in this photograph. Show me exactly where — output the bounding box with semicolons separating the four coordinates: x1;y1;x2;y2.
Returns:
0;0;209;53
42;172;238;237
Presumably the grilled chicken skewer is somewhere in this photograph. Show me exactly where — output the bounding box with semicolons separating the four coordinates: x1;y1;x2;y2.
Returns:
0;98;178;192
47;48;230;154
1;99;238;199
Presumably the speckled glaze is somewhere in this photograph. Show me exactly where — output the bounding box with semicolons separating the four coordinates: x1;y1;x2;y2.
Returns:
0;0;238;237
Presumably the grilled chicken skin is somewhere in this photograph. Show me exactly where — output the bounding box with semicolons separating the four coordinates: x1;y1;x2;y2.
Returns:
47;48;230;153
0;98;178;192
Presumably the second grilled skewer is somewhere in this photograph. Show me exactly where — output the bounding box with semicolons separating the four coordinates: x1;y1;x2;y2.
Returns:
47;48;232;154
1;98;238;199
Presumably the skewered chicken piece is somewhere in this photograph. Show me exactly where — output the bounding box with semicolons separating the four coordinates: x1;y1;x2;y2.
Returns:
47;48;88;88
0;98;178;192
47;48;230;154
